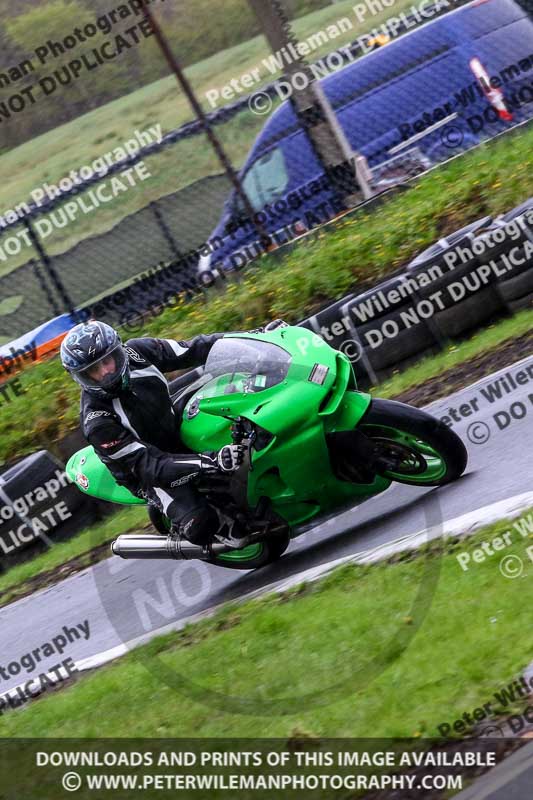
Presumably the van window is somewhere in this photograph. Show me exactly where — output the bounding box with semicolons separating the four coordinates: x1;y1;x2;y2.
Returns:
240;148;290;211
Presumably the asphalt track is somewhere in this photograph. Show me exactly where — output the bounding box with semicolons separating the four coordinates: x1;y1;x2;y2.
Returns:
1;354;533;696
454;740;533;799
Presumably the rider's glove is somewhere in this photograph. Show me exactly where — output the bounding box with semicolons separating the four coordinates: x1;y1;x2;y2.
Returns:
218;444;245;472
201;445;245;474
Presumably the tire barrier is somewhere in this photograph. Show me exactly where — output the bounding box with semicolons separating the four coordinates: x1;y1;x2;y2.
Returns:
475;199;533;261
303;294;359;366
498;274;533;312
299;205;532;382
429;290;503;339
0;450;98;565
173;204;529;388
406;215;506;339
338;276;440;376
301;295;379;381
406;217;493;273
485;198;533;312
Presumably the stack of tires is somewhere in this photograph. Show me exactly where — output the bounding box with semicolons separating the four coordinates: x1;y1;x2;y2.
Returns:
300;295;353;348
405;216;504;339
0;450;97;567
338;276;439;378
295;207;532;382
483;198;533;312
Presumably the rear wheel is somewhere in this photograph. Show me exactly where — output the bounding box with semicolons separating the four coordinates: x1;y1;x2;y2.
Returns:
359;399;468;486
206;530;291;570
149;504;291;570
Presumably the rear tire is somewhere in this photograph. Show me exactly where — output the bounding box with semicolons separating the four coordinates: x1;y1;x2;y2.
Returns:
149;504;291;570
206;530;291;570
359;399;468;486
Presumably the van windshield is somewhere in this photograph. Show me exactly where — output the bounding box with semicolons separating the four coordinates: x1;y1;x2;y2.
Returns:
234;147;290;213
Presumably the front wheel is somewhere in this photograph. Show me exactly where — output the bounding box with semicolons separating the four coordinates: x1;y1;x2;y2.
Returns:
359;398;468;486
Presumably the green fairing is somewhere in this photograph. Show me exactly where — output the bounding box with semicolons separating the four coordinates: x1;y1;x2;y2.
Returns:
65;327;390;523
180;326;389;526
66;446;145;505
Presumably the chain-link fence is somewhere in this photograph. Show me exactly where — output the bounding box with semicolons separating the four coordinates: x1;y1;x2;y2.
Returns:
1;0;532;343
0;140;236;339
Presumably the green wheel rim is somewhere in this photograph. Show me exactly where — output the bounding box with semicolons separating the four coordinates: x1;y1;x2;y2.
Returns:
218;543;265;563
361;424;448;484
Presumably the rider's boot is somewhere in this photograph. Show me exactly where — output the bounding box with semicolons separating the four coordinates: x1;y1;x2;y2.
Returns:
212;509;249;547
170;506;248;549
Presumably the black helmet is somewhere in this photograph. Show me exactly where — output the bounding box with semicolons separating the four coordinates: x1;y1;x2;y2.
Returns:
60;320;129;396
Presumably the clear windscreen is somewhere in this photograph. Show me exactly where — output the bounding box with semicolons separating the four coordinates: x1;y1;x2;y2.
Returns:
198;337;292;398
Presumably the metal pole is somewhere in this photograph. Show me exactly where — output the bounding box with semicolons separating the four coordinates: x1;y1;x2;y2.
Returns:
140;0;268;241
30;258;62;319
247;0;374;203
25;218;76;317
150;201;182;261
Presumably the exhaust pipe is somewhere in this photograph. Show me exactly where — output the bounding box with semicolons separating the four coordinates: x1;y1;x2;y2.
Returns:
111;534;232;561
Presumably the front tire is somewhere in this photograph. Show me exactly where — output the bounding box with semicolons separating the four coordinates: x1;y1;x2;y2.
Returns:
359;399;468;486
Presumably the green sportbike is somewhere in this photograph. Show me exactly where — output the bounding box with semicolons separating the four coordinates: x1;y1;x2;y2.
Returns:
66;325;467;570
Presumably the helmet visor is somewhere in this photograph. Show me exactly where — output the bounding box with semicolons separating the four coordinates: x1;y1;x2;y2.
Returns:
74;344;127;392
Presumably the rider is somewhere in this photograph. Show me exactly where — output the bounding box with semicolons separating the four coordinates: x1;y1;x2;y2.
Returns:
60;319;281;547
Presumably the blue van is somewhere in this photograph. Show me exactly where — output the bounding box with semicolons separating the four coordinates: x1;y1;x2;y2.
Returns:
198;0;533;283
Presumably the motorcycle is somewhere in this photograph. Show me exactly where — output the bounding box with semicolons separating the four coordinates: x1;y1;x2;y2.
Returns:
66;326;467;570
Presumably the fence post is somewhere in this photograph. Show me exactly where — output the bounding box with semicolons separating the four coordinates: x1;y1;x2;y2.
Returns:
150;200;182;261
30;258;62;319
140;0;269;243
25;218;76;318
247;0;374;204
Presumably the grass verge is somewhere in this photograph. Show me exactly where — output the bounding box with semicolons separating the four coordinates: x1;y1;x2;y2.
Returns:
2;123;533;464
2;509;533;740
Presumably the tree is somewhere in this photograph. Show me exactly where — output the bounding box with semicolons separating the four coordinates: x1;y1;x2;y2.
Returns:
6;0;129;119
